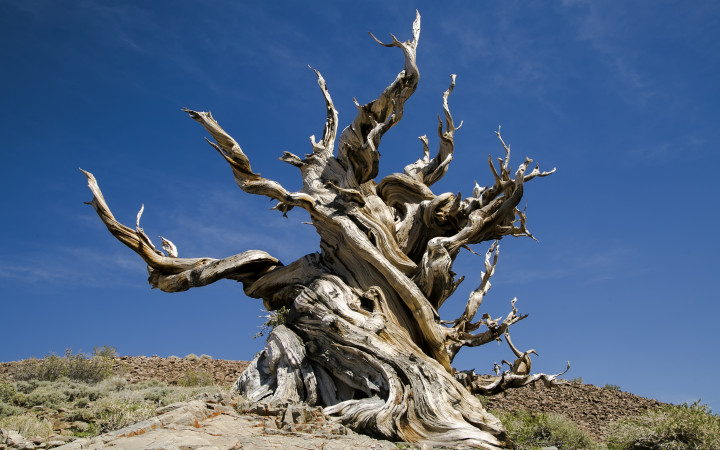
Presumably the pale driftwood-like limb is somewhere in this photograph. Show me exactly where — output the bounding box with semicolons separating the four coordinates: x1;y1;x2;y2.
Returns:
308;67;338;159
337;11;421;186
457;362;571;396
182;108;316;216
404;74;461;187
502;329;537;375
453;241;499;329
447;298;528;360
82;169;281;293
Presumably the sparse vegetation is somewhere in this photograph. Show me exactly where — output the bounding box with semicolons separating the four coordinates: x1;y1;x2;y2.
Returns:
254;306;289;338
184;353;200;361
570;377;584;385
177;369;214;387
0;374;225;442
604;384;621;391
606;400;720;449
493;409;601;449
11;347;117;384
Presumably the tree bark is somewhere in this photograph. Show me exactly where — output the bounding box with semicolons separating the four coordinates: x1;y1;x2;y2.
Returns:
83;12;562;449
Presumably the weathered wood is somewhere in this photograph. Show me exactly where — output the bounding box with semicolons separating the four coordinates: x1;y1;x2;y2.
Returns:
83;12;565;449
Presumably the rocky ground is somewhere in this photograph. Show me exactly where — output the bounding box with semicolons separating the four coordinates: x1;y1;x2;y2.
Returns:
1;356;667;448
99;357;665;440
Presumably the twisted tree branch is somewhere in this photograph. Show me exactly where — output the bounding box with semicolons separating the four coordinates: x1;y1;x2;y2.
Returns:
81;169;281;293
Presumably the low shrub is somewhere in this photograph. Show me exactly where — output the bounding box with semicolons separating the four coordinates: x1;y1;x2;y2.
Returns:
604;384;621;391
0;413;54;439
494;409;600;449
11;348;114;383
200;354;213;360
606;400;720;449
177;370;214;387
91;396;156;433
184;353;200;361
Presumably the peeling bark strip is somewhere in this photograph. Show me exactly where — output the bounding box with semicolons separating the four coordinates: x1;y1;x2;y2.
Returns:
83;11;564;449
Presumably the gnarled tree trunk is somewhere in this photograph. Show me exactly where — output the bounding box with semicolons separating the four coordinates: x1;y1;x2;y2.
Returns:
82;12;564;449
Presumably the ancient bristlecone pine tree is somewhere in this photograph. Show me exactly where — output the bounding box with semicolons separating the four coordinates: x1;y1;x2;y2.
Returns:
83;13;568;449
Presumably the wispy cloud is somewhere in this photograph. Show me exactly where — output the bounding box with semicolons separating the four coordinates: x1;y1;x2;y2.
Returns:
494;244;637;285
560;0;654;104
0;246;146;289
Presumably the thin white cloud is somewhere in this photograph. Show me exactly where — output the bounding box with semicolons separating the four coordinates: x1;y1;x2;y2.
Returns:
494;244;636;285
560;1;653;103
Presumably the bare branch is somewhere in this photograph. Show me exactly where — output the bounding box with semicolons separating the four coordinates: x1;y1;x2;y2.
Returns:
308;67;338;159
81;169;281;293
453;241;499;329
337;11;421;186
446;297;528;360
456;362;571;396
183;108;316;215
404;74;461;186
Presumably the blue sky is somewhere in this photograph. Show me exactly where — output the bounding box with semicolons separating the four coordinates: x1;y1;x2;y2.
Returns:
1;1;719;411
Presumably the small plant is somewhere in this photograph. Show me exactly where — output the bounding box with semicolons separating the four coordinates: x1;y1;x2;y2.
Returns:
606;400;720;449
493;409;600;449
184;353;200;361
200;354;213;360
569;377;583;385
177;370;214;387
254;306;290;338
604;384;621;391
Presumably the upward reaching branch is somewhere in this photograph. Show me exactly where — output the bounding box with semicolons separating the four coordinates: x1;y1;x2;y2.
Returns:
182;108;316;217
337;11;421;186
404;74;461;186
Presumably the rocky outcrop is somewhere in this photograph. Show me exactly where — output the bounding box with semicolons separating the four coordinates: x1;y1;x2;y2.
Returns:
51;393;397;450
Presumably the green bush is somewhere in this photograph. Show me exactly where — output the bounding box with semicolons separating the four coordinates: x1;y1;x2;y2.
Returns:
0;382;16;402
606;400;720;449
91;396;157;433
494;409;600;449
604;384;621;391
0;402;23;419
11;348;114;383
177;370;214;387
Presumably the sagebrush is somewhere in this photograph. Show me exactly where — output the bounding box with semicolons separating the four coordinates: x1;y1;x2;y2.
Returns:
606;400;720;449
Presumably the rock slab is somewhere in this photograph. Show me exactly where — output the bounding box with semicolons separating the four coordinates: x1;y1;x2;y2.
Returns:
52;394;397;450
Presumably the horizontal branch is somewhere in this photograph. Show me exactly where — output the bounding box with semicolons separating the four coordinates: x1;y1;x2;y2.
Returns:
456;362;571;396
81;169;281;293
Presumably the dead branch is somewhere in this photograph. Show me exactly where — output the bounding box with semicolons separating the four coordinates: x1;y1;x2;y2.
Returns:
81;169;281;293
337;11;421;186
